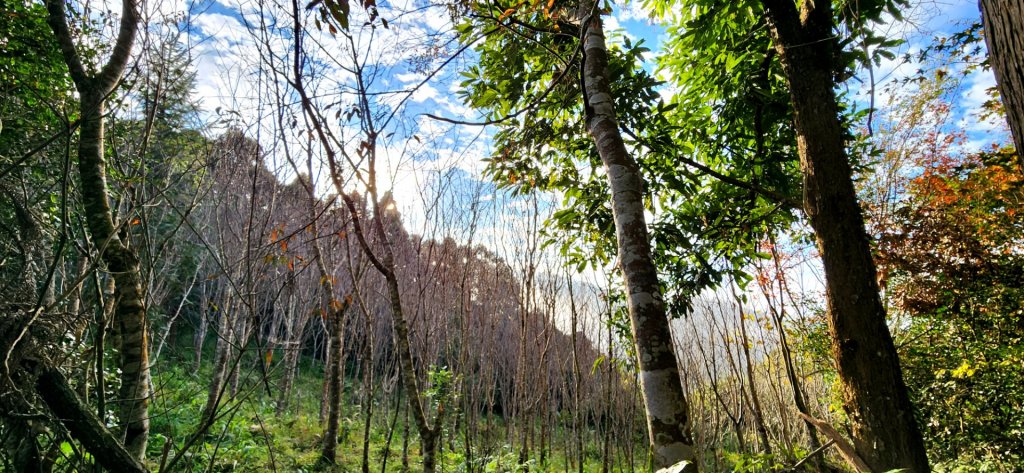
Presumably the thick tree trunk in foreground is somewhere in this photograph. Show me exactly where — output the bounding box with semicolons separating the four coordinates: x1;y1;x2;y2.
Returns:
45;0;150;460
579;5;697;470
981;0;1024;166
761;1;929;471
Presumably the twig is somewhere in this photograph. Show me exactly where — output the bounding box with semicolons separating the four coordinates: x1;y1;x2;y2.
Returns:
790;439;835;470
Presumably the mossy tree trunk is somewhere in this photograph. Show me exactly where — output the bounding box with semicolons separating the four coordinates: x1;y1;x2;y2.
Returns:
45;0;150;460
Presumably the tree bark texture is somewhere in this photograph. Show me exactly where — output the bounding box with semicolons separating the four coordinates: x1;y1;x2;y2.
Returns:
194;281;209;372
35;366;146;473
45;0;150;460
760;1;929;471
981;0;1024;167
319;304;346;464
579;5;697;470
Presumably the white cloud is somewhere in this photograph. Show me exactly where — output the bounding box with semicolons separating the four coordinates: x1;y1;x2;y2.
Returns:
193;12;248;45
411;83;439;102
615;0;653;22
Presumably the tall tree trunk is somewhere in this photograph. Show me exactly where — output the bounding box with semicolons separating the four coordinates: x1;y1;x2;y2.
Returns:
194;280;209;372
320;334;332;423
981;0;1024;167
203;294;234;422
227;313;248;397
760;1;929;471
320;302;347;464
276;284;304;416
578;5;696;470
287;0;440;467
567;274;584;473
276;335;301;415
45;0;148;459
360;346;374;473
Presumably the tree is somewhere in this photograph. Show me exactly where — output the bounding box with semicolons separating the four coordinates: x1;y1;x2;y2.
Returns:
758;0;929;470
458;1;697;467
980;0;1024;168
576;2;696;468
45;0;152;460
866;71;1024;466
285;2;445;468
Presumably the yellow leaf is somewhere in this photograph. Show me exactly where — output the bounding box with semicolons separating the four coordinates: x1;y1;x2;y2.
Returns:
951;361;979;379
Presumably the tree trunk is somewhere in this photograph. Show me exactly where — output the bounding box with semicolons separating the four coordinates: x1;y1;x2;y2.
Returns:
227;313;248;397
320;334;331;423
320;304;346;464
579;5;696;470
35;365;146;473
276;337;301;415
402;401;411;470
981;0;1024;167
760;1;929;471
202;295;234;422
45;0;148;459
567;273;584;473
287;0;440;466
194;280;209;372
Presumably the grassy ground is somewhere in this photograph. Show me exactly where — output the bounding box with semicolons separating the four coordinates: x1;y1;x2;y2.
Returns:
145;347;637;472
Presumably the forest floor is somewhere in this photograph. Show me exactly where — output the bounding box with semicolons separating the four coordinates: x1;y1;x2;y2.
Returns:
141;346;634;473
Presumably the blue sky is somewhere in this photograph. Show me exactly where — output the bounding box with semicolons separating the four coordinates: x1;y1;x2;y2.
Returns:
175;0;1006;242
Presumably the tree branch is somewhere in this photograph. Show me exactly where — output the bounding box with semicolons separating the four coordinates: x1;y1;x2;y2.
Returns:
34;364;147;473
97;0;141;92
44;0;88;87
